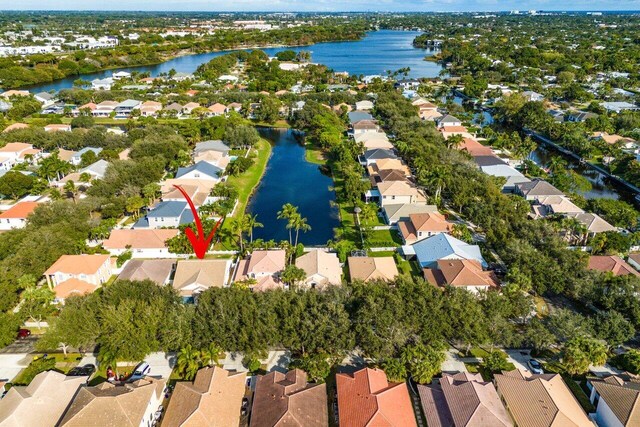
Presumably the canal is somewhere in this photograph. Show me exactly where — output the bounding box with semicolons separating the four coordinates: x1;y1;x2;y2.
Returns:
25;30;440;93
246;128;340;246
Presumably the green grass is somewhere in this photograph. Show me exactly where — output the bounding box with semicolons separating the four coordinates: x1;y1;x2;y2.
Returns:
368;229;403;246
250;119;291;128
305;144;327;165
12;353;83;385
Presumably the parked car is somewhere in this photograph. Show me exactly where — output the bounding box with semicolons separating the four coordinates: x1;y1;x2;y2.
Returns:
130;362;150;380
528;359;544;374
67;364;96;380
17;329;31;339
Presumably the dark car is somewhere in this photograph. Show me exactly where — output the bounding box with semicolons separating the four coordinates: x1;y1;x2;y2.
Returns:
67;364;96;379
17;329;31;339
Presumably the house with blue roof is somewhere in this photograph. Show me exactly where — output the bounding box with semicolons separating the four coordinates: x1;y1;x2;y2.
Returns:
175;161;222;182
403;233;486;269
134;201;195;229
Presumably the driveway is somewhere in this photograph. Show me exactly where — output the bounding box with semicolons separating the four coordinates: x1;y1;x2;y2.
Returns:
145;352;176;378
0;354;30;382
505;349;532;371
441;349;468;374
221;350;291;374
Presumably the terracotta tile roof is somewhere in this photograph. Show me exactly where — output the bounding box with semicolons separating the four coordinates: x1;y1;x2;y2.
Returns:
163;366;246;427
0;371;87;427
44;124;71;132
117;259;176;284
377;181;426;199
0;201;39;219
2;123;29;132
369;159;411;176
295;249;342;287
425;372;512;427
208;103;227;113
0;142;33;153
440;126;469;133
457;138;494;156
588;256;640;277
44;254;111;276
347;256;399;282
59;376;166;426
250;369;328;427
494;370;592;427
336;368;417;427
424;259;499;289
103;229;178;250
398;212;452;242
246;250;286;275
590;375;640;426
54;278;99;300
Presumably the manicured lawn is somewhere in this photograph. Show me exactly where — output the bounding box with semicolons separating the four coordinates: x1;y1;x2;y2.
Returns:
368;229;402;247
250;119;291;128
304;142;327;165
12;353;83;385
216;138;272;249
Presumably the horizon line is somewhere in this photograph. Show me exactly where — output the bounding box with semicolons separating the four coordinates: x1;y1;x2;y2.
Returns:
2;9;640;13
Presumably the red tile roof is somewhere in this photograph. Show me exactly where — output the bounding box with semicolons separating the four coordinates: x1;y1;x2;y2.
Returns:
0;201;39;219
336;368;417;427
588;256;640;277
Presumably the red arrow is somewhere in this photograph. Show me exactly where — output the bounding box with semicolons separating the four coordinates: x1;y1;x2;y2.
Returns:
173;185;223;259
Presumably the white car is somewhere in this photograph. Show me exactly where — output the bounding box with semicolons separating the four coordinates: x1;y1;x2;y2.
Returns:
130;362;150;380
527;359;544;374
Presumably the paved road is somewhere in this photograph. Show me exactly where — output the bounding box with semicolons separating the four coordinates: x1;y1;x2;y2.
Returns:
0;354;30;382
0;337;37;354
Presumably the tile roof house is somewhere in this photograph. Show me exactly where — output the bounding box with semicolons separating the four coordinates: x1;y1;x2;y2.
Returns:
44;124;72;132
347;256;399;282
494;370;592;427
437;114;462;128
355;100;374;111
369;168;411;186
398;212;453;244
172;259;232;300
368;158;412;177
375;180;427;207
233;250;286;291
418;372;512;427
295;249;342;289
207;103;228;116
626;253;640;272
360;148;398;166
456;138;494;157
250;369;328;427
515;179;564;201
565;212;616;234
405;233;486;269
382;203;439;225
336;367;416;427
58;377;166;427
117;259;176;284
161;180;215;208
2;123;29;133
354;131;394;150
44;254;113;302
529;195;584;219
163;366;246;427
0;142;42;166
0;371;87;427
0;201;39;230
103;229;179;258
193;140;231;165
588;375;640;427
588;256;640;277
440;126;475;140
424;259;499;293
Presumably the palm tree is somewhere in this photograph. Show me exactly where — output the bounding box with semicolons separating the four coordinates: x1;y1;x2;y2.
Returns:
244;213;263;243
292;214;311;247
63;181;78;204
200;342;223;367
229;217;247;253
176;344;202;380
277;203;299;245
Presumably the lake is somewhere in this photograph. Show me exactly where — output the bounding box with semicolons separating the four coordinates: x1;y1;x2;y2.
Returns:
247;128;340;246
26;30;440;93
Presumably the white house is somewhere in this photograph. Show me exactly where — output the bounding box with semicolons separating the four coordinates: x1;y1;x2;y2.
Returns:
91;77;114;91
0;201;39;230
103;229;179;258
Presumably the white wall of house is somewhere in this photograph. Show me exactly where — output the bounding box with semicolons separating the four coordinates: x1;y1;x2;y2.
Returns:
0;217;27;230
148;216;181;229
106;247;175;259
139;388;163;427
594;397;624;427
380;194;415;207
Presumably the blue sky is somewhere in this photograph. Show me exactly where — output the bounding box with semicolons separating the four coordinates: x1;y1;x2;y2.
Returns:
2;0;640;12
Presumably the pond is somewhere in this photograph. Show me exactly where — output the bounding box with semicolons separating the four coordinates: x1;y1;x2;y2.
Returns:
25;30;440;93
246;128;340;246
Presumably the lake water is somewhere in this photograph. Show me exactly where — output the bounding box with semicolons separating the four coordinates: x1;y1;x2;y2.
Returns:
247;128;340;246
26;30;439;93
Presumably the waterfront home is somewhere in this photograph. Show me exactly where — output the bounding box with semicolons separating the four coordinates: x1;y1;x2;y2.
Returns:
112;70;131;80
602;101;639;113
134;200;194;229
494;370;592;427
418;372;512;427
355;100;374;111
588;375;640;427
354;131;392;149
58;377;166;427
207;103;228;117
0;142;42;168
0;371;87;427
175;161;222;182
44;124;71;132
114;99;141;118
172;259;232;300
591;132;636;146
0;201;39;230
437;114;462;128
103;229;179;258
456;138;494;157
529;195;584;219
514;179;564;201
34;91;56;106
92;100;118;117
476;158;531;192
351;120;379;135
295;249;342;289
588;255;640;277
382;203;439;225
91;77;113;91
416;103;442;121
404;233;486;269
0;90;29;99
367;158;412;177
347;256;399;282
117;259;176;284
193;140;231;166
424;259;499;293
163;366;246;427
373;180;427;207
336;368;416;427
369;168;412;187
397;212;453;244
69;147;102;166
139;100;163;117
250;369;327;427
44;254;113;302
440;125;475;140
233;250;286;291
161;179;216;207
172;72;195;82
359;148;398;166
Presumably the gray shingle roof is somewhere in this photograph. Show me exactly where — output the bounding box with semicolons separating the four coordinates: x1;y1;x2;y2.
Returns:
194;140;231;155
176;161;222;179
